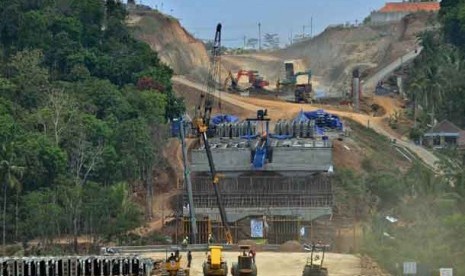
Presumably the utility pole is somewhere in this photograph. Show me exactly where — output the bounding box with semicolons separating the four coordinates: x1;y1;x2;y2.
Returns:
243;35;246;48
180;119;197;244
258;22;262;51
310;16;313;38
302;25;305;38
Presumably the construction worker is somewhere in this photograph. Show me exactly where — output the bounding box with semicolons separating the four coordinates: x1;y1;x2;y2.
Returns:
182;236;189;248
168;253;176;262
208;233;214;245
187;250;192;268
248;248;256;263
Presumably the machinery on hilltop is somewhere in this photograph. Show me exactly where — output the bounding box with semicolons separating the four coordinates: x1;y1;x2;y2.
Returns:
277;61;313;103
223;69;270;93
194;22;234;245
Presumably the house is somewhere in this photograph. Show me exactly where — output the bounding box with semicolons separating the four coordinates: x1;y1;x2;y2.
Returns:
423;120;464;149
370;2;440;24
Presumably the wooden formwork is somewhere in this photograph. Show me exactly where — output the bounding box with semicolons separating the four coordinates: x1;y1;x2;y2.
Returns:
183;216;211;244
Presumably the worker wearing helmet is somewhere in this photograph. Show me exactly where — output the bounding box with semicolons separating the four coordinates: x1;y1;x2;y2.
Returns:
208;233;215;245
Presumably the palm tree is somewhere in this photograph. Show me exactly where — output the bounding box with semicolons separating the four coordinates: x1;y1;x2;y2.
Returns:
0;142;24;255
408;70;427;127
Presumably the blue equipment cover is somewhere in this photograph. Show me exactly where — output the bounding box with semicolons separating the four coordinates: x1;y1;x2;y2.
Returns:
269;134;293;140
210;114;239;125
301;109;343;130
241;134;259;139
253;147;267;169
293;110;310;123
315;126;325;135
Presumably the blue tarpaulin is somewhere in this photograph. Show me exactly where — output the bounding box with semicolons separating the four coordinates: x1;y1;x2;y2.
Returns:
211;114;239;125
293;110;309;123
241;134;259;139
292;109;344;130
315;126;325;135
269;134;293;140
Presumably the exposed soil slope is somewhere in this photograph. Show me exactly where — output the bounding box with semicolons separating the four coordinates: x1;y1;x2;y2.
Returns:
222;13;435;95
128;10;210;81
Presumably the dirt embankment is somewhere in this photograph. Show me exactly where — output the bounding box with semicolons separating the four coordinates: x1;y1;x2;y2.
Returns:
222;13;434;95
128;10;210;81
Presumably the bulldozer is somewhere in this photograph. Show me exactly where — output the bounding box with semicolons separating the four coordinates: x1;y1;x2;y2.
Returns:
231;245;257;276
202;246;228;276
302;244;328;276
161;249;190;276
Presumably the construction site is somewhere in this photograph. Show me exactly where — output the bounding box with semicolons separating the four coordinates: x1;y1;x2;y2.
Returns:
0;1;448;276
103;2;442;275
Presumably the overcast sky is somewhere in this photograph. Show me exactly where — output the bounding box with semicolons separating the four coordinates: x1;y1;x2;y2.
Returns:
139;0;405;47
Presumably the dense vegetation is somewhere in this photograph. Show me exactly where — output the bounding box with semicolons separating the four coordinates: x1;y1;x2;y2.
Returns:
356;1;465;273
0;0;183;253
334;121;465;273
407;1;465;132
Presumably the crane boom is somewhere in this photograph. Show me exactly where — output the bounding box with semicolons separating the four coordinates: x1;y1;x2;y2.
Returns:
194;23;233;245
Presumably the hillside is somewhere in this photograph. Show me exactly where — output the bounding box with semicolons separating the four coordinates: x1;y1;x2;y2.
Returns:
223;12;435;95
128;10;210;81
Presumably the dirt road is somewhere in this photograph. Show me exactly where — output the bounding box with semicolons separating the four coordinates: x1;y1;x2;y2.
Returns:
145;251;362;276
173;76;439;171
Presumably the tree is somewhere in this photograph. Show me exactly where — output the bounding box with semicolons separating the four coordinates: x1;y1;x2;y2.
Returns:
0;137;24;253
263;33;280;49
246;38;258;49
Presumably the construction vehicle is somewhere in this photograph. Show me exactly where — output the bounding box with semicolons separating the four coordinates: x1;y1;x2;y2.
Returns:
237;69;269;90
194;23;234;245
224;70;269;92
161;249;190;276
223;70;240;92
203;246;228;276
231;245;257;276
302;244;328;276
277;61;313;102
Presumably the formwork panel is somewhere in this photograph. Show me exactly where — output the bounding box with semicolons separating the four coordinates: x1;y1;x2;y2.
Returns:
183;216;211;244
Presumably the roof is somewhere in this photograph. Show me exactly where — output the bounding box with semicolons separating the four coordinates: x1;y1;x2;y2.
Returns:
379;2;440;13
425;120;463;136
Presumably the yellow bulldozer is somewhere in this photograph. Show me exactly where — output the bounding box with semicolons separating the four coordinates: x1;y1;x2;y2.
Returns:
202;246;228;276
161;249;190;276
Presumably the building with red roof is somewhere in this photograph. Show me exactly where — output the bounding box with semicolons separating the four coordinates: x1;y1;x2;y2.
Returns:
370;1;440;24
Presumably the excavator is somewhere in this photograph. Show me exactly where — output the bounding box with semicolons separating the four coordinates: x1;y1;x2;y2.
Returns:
194;23;233;276
277;61;313;102
223;70;269;92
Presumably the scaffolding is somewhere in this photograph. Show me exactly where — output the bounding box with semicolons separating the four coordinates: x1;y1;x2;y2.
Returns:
181;174;333;244
185;175;332;209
